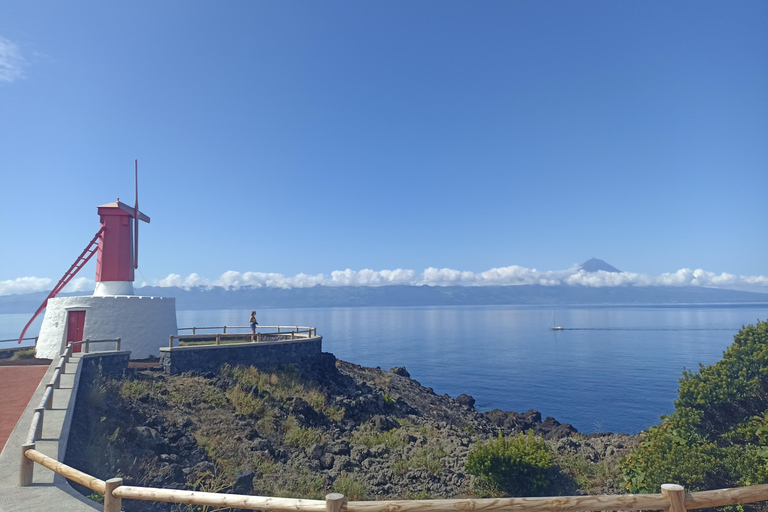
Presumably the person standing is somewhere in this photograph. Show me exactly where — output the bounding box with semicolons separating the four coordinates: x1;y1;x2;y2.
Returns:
250;311;258;342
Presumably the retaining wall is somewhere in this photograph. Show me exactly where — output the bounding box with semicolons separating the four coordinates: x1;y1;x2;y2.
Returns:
159;337;323;374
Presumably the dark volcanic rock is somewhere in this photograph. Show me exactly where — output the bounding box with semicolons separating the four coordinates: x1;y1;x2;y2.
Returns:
455;394;475;409
390;366;410;377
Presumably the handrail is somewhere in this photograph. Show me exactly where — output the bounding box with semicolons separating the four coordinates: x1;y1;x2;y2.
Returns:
179;325;316;334
0;337;38;344
17;343;768;512
169;327;317;348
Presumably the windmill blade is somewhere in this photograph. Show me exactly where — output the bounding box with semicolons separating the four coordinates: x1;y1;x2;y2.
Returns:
134;159;139;269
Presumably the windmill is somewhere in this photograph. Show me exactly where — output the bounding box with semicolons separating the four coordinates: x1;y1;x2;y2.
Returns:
18;160;150;343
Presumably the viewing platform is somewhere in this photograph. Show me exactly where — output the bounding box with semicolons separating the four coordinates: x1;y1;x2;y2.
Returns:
161;325;322;374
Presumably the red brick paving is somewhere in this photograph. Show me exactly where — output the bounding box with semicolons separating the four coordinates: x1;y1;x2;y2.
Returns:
0;366;48;452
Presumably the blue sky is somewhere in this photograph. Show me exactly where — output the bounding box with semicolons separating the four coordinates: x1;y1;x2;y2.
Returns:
1;1;767;294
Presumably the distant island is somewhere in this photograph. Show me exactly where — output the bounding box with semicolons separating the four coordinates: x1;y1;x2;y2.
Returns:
2;259;765;314
1;283;766;314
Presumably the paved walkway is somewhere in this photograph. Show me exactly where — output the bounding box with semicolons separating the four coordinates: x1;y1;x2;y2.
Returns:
0;366;48;453
0;355;99;511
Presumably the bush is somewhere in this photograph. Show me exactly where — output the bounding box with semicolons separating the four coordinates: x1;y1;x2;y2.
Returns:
466;430;553;496
621;321;768;493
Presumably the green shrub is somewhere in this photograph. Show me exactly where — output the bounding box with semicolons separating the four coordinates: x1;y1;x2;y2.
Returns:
10;348;35;360
466;430;553;496
333;474;368;500
621;321;768;493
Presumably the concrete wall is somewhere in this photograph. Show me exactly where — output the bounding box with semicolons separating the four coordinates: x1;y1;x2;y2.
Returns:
160;337;323;374
36;295;177;359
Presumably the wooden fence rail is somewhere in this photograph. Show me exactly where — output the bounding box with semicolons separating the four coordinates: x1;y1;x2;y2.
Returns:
17;342;768;512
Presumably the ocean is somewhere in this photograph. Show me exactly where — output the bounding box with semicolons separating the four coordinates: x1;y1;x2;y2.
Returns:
2;303;766;434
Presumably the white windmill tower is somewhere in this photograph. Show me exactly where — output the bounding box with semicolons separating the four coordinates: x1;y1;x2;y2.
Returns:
21;161;178;359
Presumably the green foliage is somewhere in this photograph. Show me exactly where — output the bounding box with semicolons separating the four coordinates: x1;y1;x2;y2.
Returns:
555;453;620;494
223;364;344;422
621;321;768;493
466;430;553;497
284;420;324;448
333;474;368;500
352;426;410;449
10;348;35;360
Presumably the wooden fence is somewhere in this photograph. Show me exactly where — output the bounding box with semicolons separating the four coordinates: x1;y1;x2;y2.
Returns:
18;343;768;512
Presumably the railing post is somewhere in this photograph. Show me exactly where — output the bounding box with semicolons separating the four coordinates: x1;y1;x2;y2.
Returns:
34;407;44;440
104;477;123;512
84;338;90;354
60;355;67;375
216;334;221;346
277;326;281;333
662;483;687;512
54;366;61;389
169;335;174;348
326;493;344;512
20;443;34;486
223;326;227;334
291;332;295;340
192;327;196;335
256;333;261;343
34;336;38;346
44;384;54;410
116;337;121;351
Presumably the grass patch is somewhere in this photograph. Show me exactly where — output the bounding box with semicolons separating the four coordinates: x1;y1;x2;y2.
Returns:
556;453;620;494
120;379;164;401
227;384;265;416
283;415;324;447
352;426;410;449
333;474;368;500
221;364;344;422
10;348;36;360
393;445;448;476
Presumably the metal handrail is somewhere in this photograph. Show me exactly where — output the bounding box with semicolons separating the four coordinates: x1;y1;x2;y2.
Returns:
0;337;38;344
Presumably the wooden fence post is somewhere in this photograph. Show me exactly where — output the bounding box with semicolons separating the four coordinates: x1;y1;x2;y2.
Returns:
192;327;196;335
169;336;174;348
223;326;227;334
34;407;44;440
104;477;123;512
216;334;221;345
326;493;345;512
662;483;687;512
116;337;121;351
20;443;34;486
256;333;261;343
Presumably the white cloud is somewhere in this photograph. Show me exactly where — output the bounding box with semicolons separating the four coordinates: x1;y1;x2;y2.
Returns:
3;266;767;296
62;277;95;293
0;277;51;295
0;36;25;83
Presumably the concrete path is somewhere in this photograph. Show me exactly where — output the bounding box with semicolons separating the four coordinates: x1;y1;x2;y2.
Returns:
0;366;48;453
0;355;99;511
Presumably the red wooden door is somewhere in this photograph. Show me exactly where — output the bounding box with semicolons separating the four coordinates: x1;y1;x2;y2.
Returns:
67;311;86;353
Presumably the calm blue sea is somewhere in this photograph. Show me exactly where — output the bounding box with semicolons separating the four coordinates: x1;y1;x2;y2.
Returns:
2;303;766;434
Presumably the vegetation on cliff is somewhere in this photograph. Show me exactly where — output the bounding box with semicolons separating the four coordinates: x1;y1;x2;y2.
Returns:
622;320;768;494
67;353;635;511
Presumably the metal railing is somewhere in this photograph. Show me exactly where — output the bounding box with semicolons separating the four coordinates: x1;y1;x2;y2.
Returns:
170;326;318;348
0;336;38;345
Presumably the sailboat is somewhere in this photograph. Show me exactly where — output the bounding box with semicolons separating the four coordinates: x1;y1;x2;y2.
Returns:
549;311;564;331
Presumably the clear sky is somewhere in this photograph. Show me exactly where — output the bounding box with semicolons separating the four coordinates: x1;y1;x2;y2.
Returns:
1;1;767;294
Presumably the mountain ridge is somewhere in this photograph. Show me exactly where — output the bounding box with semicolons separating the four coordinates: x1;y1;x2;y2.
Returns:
1;284;766;314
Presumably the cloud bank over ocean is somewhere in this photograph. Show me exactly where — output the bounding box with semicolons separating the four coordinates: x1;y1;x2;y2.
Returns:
153;266;768;291
3;265;767;296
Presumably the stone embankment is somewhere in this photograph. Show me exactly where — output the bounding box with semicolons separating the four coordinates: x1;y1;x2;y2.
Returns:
65;353;638;511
